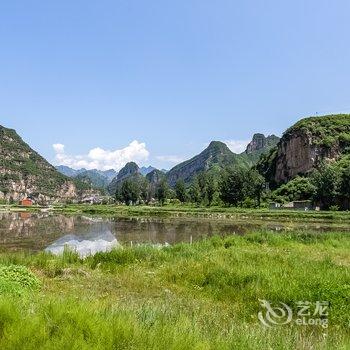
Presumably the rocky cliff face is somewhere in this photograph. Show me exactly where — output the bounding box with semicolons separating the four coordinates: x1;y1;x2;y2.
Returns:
0;125;88;204
274;131;344;183
246;134;280;154
146;169;165;185
274;131;316;183
259;115;350;185
140;166;156;176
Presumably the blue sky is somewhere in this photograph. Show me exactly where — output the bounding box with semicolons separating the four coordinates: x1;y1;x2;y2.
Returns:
1;1;350;170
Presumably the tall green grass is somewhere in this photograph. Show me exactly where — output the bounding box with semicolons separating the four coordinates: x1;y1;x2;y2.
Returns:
0;232;349;349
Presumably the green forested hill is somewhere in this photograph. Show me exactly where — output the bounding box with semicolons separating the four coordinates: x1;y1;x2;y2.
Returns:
285;114;350;147
0;125;88;203
166;135;279;187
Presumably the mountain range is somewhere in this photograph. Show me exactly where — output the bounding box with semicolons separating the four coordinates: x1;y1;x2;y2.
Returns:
2;114;349;203
56;133;280;193
103;133;279;194
56;166;117;179
166;134;279;187
56;165;157;190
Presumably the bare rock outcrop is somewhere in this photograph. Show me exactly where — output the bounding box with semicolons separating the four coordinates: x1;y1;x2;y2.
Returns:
259;115;350;185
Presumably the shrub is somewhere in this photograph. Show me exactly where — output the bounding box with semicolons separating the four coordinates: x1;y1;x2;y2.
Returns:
0;265;40;295
271;176;314;202
329;205;340;212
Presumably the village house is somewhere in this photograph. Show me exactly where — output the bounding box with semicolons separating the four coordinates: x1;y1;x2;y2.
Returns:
270;200;314;211
20;197;33;206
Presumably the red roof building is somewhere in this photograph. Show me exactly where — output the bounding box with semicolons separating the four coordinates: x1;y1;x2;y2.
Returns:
21;198;33;206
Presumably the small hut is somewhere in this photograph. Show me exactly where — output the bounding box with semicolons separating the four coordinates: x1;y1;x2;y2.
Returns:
21;198;33;206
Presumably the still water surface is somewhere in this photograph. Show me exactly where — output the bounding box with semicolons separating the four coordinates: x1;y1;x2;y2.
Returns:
0;212;348;256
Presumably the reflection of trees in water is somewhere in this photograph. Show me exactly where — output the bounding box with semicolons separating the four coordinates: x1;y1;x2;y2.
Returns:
0;213;116;251
2;213;345;252
111;218;252;244
0;213;75;238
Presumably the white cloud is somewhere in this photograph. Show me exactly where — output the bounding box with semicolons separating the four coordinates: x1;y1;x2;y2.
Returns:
53;141;149;171
225;140;250;154
53;143;65;154
156;155;185;164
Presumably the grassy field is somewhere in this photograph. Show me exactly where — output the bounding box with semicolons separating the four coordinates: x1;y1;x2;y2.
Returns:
0;231;349;349
4;203;350;223
56;204;350;221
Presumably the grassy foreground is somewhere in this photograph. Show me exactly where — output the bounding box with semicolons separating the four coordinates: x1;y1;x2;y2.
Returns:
0;231;349;349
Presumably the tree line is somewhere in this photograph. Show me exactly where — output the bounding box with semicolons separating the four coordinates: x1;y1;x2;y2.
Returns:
114;167;265;208
114;156;350;210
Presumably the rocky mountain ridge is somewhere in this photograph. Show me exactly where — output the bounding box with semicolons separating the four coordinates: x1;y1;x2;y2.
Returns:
166;141;238;187
0;126;91;204
107;162;141;195
57;165;156;189
257;114;350;186
56;166;117;183
245;134;280;154
166;134;279;187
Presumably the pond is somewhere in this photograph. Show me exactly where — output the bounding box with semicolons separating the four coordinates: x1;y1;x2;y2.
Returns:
0;211;348;256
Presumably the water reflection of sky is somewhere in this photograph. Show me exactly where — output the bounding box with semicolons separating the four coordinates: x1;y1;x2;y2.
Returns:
1;211;350;254
45;229;118;258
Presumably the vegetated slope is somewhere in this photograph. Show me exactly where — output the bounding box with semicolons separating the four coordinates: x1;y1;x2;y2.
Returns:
107;162;141;195
257;114;350;186
0;125;88;204
146;169;166;185
166;135;279;187
75;170;111;190
166;141;239;186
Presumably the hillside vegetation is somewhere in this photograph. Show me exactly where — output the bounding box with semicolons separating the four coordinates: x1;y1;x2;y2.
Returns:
166;137;279;187
0;126;89;203
286;114;350;146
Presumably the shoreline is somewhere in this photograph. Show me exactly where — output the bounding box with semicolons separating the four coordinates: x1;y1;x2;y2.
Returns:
2;204;350;224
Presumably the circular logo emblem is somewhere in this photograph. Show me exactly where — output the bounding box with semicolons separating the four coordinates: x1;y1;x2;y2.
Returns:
258;299;293;327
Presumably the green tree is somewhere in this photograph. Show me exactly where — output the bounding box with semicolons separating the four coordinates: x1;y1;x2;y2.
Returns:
311;164;341;210
156;179;169;205
339;164;350;209
271;176;314;203
138;176;150;203
205;174;216;205
119;179;140;205
175;179;187;203
219;167;246;206
245;169;266;207
189;176;201;204
197;172;207;202
341;166;350;196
